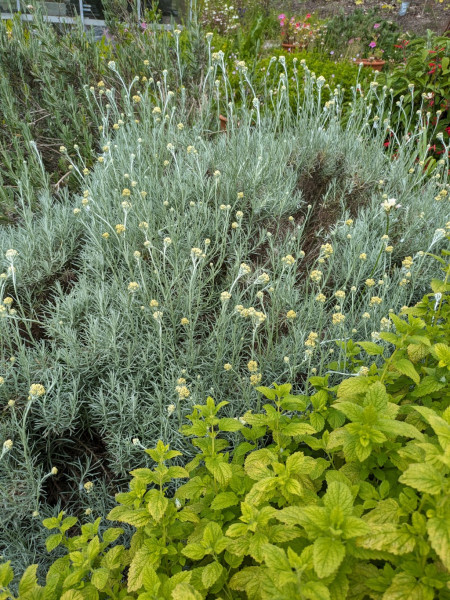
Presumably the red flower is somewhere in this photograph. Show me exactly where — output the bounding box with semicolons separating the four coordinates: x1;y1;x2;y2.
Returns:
305;13;311;19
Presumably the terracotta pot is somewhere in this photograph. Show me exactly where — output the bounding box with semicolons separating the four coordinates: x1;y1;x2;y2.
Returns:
360;58;386;72
219;114;228;132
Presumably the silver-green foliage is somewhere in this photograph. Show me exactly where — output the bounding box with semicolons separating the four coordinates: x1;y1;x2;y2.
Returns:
0;50;448;567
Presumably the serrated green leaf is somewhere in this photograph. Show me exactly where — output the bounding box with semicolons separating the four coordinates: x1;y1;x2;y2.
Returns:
182;543;206;561
218;418;244;432
18;565;39;597
0;562;14;588
60;517;77;534
256;386;277;400
378;419;424;441
128;546;156;592
357;526;416;555
313;537;345;578
42;517;60;530
426;516;450;570
411;376;445;398
210;491;239;510
282;422;315;436
45;533;63;552
171;583;202;600
431;279;448;294
60;592;84;600
302;581;331;600
201;561;222;588
146;489;168;522
310;412;325;432
357;341;384;355
324;482;354;515
142;565;160;593
433;343;450;367
337;377;371;398
204;457;232;486
383;572;434;600
102;527;124;544
91;568;109;590
399;463;444;495
393;358;420;384
107;505;151;528
262;544;291;571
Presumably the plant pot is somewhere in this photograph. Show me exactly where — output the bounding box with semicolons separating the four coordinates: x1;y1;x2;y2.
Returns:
281;42;306;52
219;114;228;132
360;58;386;72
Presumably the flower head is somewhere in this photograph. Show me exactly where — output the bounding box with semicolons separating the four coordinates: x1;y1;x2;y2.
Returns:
29;384;46;398
247;360;258;373
310;270;323;283
332;312;346;325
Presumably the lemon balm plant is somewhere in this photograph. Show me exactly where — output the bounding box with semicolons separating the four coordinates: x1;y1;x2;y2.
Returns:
0;38;449;570
1;263;449;599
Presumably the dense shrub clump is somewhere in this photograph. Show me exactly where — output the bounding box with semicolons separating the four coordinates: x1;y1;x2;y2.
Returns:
0;24;449;577
1;263;449;599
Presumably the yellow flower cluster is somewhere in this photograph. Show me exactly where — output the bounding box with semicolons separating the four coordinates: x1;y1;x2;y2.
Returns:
220;291;232;302
320;243;333;259
115;224;125;234
239;263;251;275
128;282;140;293
332;312;346;325
223;363;232;371
247;360;258;373
402;256;413;269
250;373;262;386
334;290;346;299
286;310;297;320
29;384;46;398
180;317;189;325
281;255;296;266
365;279;375;287
256;273;270;285
315;293;326;303
304;332;318;348
191;247;205;259
370;296;383;305
176;385;190;399
235;305;266;325
310;270;323;283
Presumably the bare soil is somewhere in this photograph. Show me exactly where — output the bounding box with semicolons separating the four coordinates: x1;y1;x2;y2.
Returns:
278;0;450;36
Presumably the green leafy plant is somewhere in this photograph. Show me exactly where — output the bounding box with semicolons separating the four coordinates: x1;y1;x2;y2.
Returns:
1;256;449;598
380;31;450;162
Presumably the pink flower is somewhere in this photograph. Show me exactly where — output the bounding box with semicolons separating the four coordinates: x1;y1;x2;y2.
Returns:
374;23;380;29
369;41;377;48
306;13;311;19
278;13;285;20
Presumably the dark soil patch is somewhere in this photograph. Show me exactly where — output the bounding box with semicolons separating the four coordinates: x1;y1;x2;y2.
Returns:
41;428;113;509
